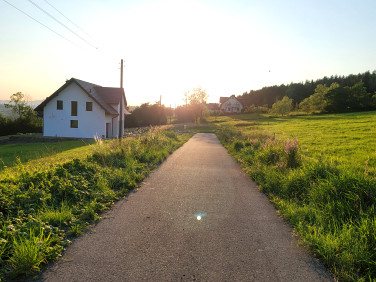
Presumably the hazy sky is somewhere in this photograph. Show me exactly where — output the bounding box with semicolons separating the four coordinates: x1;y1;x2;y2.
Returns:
1;0;375;106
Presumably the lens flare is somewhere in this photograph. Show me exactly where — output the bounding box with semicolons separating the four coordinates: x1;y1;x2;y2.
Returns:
194;212;207;221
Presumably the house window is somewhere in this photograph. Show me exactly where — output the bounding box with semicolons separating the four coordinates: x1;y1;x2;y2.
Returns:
71;101;77;116
86;102;93;111
70;120;78;128
57;100;63;110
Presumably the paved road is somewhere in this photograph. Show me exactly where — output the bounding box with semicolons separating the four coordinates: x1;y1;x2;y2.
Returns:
40;133;332;281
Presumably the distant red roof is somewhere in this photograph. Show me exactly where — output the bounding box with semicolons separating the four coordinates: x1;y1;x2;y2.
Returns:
220;97;228;104
207;103;219;110
219;95;238;104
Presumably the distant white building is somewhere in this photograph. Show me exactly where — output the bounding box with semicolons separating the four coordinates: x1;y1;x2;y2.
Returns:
219;95;243;114
35;78;127;139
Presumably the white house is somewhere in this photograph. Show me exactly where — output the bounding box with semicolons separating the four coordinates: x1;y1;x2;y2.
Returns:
219;95;243;114
35;78;127;139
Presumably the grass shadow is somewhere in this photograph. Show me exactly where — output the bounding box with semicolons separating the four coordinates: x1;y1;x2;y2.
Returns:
0;140;94;170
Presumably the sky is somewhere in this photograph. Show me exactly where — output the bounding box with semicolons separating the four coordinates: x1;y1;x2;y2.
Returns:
1;0;376;106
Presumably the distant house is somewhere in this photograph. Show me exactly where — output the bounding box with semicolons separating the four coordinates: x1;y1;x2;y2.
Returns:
206;103;220;114
219;95;243;114
35;78;127;139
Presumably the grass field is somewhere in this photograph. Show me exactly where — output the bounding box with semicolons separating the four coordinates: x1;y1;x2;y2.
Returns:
210;112;376;172
208;111;376;281
0;140;95;171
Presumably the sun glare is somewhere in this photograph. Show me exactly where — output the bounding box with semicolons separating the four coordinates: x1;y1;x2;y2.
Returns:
86;0;278;106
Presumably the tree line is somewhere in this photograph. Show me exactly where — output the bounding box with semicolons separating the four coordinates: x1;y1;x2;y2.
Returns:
124;87;209;128
239;70;376;114
0;92;42;136
124;102;168;128
5;70;374;136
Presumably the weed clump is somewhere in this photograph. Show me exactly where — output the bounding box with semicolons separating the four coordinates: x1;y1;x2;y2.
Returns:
233;141;244;152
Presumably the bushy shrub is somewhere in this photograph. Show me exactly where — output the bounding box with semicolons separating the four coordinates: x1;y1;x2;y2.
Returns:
257;145;282;166
233;141;244;151
124;103;167;128
284;138;301;168
0;116;42;136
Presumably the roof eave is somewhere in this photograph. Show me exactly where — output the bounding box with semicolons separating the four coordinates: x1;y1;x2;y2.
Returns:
34;78;126;115
34;78;75;112
71;78;114;114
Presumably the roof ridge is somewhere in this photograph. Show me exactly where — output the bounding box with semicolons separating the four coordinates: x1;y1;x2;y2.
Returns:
35;78;123;116
72;78;102;88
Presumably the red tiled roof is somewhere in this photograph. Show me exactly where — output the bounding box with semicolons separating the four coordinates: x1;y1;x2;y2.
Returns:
219;95;243;106
35;78;127;116
220;97;228;104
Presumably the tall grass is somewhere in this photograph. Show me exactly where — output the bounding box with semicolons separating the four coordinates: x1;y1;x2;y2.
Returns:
0;127;190;280
214;114;376;281
9;229;53;276
37;202;74;227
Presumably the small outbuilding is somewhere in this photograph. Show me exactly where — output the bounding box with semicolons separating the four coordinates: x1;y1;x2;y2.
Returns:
35;78;127;139
206;103;220;114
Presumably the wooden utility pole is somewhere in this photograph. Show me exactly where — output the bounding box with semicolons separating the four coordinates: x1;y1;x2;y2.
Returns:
119;59;124;140
169;104;172;124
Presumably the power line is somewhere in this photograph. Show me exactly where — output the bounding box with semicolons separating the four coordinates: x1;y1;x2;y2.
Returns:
27;0;99;50
43;0;97;44
1;0;80;47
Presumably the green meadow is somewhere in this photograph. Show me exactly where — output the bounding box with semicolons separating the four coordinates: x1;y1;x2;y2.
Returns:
208;111;376;281
0;140;95;171
211;111;376;172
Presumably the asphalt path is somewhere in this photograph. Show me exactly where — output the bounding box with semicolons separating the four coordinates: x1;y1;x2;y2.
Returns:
40;133;333;281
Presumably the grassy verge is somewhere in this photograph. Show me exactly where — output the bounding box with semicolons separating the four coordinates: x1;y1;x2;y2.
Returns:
210;113;376;281
0;127;191;280
0;140;94;171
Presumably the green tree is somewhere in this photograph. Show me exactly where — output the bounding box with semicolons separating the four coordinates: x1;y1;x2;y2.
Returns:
5;92;33;119
348;81;373;111
175;105;193;123
325;81;373;113
286;83;312;104
187;87;208;124
299;83;339;113
124;102;167;128
270;96;293;116
325;86;351;113
1;92;42;136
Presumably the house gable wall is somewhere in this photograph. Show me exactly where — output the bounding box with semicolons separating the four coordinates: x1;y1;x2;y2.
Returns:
43;83;106;138
220;97;243;113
